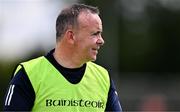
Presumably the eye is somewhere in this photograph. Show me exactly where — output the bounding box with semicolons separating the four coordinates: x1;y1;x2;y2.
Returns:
92;31;102;36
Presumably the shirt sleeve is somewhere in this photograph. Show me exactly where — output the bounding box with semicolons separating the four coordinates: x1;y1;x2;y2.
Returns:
3;67;35;111
105;78;122;112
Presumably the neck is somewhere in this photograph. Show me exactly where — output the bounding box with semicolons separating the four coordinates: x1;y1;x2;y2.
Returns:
53;44;85;68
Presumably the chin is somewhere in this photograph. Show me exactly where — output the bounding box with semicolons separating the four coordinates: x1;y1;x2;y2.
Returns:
91;56;97;61
87;53;97;62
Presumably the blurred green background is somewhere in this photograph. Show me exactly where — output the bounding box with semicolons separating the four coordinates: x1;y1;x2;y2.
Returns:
1;0;180;111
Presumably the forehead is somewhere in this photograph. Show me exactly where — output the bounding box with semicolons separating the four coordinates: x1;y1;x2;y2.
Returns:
77;11;102;29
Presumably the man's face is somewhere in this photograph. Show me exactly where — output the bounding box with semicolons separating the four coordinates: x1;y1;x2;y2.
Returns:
73;12;104;62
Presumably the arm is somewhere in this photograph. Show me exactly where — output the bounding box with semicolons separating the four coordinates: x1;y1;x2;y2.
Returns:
105;78;122;112
3;67;35;111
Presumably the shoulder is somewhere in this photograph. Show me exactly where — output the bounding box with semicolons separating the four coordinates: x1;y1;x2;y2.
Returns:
21;56;45;66
20;56;48;72
87;61;108;73
87;61;110;85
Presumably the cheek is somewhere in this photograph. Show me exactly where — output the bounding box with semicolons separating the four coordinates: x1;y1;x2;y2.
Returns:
76;38;95;51
76;42;90;53
80;44;92;55
80;40;92;48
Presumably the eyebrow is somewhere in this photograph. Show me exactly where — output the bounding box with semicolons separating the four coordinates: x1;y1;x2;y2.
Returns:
92;31;102;35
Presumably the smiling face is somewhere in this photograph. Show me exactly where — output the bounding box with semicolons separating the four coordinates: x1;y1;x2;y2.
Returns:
73;11;104;62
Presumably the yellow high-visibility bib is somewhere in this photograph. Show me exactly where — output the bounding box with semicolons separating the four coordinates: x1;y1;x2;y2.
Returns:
15;56;110;112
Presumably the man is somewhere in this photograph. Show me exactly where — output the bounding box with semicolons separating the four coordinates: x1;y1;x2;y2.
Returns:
3;4;122;111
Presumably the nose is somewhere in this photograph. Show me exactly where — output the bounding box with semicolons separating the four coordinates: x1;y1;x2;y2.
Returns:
97;35;104;46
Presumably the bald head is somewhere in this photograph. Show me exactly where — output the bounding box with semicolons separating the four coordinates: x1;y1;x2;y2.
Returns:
77;11;102;30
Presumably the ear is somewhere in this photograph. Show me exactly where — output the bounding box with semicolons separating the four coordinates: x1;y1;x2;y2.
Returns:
65;30;75;44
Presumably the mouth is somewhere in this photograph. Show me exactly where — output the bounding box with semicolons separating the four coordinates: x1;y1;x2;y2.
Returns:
91;47;99;54
92;47;100;51
92;48;98;51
